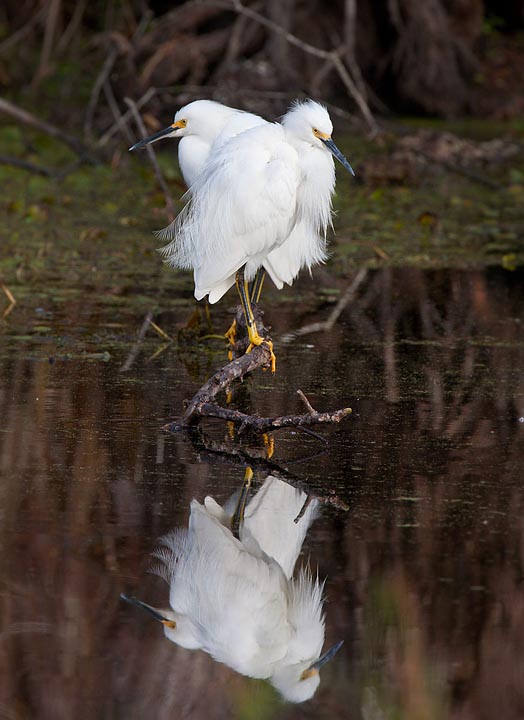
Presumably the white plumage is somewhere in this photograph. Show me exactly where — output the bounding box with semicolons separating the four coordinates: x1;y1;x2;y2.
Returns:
158;122;301;303
122;475;343;703
130;99;354;303
129;99;265;188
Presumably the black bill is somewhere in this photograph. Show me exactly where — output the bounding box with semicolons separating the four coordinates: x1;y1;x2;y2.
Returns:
321;138;355;176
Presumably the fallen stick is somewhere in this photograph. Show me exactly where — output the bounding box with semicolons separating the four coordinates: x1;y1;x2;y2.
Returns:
0;154;53;177
165;304;351;432
0;98;96;163
176;342;274;426
171;392;352;433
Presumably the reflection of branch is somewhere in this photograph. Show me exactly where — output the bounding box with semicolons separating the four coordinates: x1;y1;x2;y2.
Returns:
282;269;368;343
199;0;377;133
1;283;16;319
120;311;154;372
186;431;350;512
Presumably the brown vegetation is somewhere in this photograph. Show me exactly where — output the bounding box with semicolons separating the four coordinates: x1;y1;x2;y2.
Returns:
1;0;524;140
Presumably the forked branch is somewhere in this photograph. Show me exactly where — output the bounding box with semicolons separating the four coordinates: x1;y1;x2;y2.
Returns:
164;307;352;432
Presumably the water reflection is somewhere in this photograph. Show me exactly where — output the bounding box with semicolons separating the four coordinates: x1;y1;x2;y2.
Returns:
123;472;342;703
1;267;524;718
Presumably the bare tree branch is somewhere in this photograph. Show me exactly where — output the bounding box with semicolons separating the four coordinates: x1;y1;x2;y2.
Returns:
170;393;352;433
97;87;156;147
84;47;119;140
198;0;378;133
0;97;96;162
124;97;176;219
0;155;54;177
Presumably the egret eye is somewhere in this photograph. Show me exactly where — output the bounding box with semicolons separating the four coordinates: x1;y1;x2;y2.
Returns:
179;119;187;127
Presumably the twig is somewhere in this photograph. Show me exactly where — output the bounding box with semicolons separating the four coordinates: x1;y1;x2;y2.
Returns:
178;343;274;426
171;397;351;433
294;494;314;523
0;155;54;177
103;81;135;145
1;284;16;320
56;0;87;54
34;0;61;85
198;0;377;133
120;310;154;372
0;98;95;163
281;268;368;343
97;88;156;147
0;7;45;54
124;96;175;219
84;47;119;140
149;320;173;341
297;389;316;415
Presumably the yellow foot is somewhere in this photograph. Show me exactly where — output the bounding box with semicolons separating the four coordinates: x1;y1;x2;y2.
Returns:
225;319;237;344
246;338;276;373
225;319;237;362
262;433;275;459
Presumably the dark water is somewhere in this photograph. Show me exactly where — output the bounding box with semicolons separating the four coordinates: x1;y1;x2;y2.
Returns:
1;266;524;719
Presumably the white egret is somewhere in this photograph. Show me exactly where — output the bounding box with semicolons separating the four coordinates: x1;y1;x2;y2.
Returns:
154;100;353;370
121;472;343;703
130;100;354;370
129;99;266;188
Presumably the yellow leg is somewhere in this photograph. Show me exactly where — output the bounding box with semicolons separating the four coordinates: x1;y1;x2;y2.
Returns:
225;319;237;361
231;467;254;538
236;267;276;373
250;269;266;304
204;300;213;331
262;433;275;459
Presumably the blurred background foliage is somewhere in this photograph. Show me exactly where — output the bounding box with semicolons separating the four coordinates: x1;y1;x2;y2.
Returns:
1;0;524;134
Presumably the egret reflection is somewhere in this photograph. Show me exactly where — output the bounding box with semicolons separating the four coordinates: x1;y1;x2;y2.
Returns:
122;472;342;703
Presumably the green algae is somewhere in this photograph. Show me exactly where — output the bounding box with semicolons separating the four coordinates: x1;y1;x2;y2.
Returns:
1;118;523;352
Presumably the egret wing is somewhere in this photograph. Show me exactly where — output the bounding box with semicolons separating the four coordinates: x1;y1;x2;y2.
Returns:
158;123;300;303
168;501;292;677
285;567;325;665
241;476;319;579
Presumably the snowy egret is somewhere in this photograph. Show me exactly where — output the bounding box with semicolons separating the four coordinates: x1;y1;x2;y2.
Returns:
155;100;354;370
129;99;267;339
129;99;266;188
121;472;343;703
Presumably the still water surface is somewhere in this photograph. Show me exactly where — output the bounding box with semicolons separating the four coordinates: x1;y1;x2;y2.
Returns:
1;266;523;719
